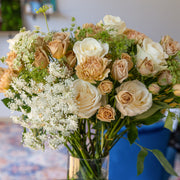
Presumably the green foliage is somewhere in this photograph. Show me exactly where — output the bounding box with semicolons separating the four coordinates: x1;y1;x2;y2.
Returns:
1;0;22;31
164;110;176;131
151;149;178;176
137;147;148;176
19;68;48;83
127;123;138;144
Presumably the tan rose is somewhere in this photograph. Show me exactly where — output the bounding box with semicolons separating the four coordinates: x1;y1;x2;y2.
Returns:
0;69;14;93
52;32;70;42
111;59;128;83
158;70;172;86
34;47;49;69
48;32;70;59
173;84;180;96
160;35;180;56
121;53;133;71
97;105;116;122
73;79;102;118
66;51;77;68
75;56;110;83
5;51;17;69
137;57;154;76
98;80;113;95
148;83;161;94
116;80;152;117
124;28;147;44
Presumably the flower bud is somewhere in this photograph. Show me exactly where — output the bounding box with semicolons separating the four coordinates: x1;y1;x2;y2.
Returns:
148;83;160;94
173;84;180;96
121;53;133;71
158;70;172;86
66;51;77;68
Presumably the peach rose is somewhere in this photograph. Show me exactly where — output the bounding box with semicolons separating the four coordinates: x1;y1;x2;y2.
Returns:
0;69;14;93
160;35;180;56
124;28;147;44
48;32;70;59
98;80;113;95
73;79;102;118
97;105;116;122
173;84;180;96
75;56;110;83
121;53;133;71
34;47;49;69
111;59;128;83
116;80;152;117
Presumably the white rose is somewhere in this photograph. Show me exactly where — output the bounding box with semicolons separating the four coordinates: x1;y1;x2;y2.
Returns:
98;15;126;35
136;38;168;76
116;80;152;117
7;31;31;51
73;37;109;64
73;79;102;118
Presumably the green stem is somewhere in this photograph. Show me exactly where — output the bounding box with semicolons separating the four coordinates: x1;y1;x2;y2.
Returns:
43;12;49;32
101;122;105;152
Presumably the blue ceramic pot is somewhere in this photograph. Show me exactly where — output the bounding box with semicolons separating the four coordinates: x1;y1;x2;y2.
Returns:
109;121;171;180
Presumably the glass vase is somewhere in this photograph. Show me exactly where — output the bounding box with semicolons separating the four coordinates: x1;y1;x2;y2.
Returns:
67;154;109;180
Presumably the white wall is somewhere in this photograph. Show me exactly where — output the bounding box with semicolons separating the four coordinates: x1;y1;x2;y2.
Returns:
1;0;180;117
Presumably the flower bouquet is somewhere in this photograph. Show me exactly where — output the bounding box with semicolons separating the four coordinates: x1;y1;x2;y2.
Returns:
0;6;180;180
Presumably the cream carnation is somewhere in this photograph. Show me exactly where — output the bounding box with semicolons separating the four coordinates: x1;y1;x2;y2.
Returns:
136;38;168;76
73;79;102;118
73;37;109;64
116;80;152;117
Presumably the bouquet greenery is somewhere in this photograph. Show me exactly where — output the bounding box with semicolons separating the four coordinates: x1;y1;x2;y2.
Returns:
0;5;180;179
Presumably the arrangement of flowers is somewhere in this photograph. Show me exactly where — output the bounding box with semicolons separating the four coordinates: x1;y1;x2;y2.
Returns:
0;6;180;179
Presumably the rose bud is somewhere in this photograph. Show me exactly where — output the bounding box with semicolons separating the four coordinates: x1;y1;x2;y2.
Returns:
66;51;77;68
148;83;160;94
121;53;134;71
173;84;180;97
158;70;172;86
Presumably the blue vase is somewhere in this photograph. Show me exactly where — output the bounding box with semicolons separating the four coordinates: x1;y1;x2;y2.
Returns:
109;121;172;180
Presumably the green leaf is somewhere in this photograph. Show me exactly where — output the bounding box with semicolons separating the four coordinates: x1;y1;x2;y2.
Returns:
135;103;167;120
1;98;11;109
137;148;148;176
128;123;138;144
138;110;165;125
164;110;176;131
152;149;178;176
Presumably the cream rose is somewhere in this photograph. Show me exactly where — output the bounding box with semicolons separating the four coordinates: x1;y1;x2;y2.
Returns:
173;84;180;97
73;79;102;118
116;80;152;117
136;38;168;76
73;38;109;64
98;15;126;35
